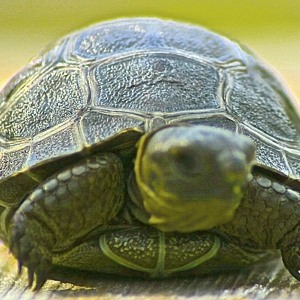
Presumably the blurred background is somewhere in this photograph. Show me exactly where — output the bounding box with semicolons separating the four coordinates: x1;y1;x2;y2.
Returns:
0;0;299;100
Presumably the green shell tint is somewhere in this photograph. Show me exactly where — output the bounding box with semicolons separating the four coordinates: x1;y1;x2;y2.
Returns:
1;18;300;196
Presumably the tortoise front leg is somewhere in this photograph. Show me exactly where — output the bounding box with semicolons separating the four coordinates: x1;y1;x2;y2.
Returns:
8;152;124;290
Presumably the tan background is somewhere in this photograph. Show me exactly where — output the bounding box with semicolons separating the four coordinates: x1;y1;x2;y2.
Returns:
0;0;300;299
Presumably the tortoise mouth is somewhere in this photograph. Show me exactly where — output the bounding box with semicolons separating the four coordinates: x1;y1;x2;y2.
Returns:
144;192;240;232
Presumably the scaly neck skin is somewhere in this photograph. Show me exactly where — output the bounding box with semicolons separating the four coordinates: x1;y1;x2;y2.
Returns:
218;172;300;250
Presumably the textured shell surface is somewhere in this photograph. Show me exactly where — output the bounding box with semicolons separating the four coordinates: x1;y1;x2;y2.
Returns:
1;17;300;190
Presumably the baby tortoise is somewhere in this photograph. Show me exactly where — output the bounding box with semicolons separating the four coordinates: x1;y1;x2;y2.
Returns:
1;18;300;290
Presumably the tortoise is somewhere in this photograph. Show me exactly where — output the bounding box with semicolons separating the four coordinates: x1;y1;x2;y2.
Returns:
1;18;300;290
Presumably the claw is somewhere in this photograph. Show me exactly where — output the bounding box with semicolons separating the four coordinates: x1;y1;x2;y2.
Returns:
9;232;51;290
27;265;35;288
23;261;50;290
24;258;51;290
17;260;23;276
34;269;48;291
9;215;52;290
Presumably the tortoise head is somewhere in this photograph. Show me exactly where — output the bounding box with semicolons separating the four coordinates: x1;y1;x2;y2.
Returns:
133;124;255;232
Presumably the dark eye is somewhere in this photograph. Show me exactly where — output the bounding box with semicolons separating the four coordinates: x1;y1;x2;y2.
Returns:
171;147;210;177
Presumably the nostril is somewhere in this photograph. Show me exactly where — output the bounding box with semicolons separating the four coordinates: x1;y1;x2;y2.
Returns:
216;150;253;186
219;151;247;171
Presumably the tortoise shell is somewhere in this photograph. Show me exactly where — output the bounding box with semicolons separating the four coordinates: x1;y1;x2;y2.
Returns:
1;17;300;210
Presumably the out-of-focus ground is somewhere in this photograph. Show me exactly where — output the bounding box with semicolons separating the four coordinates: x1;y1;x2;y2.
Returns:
0;1;300;299
1;243;300;300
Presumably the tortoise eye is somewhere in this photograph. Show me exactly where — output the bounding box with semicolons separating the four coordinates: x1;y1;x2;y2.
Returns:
172;150;196;171
170;147;211;177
